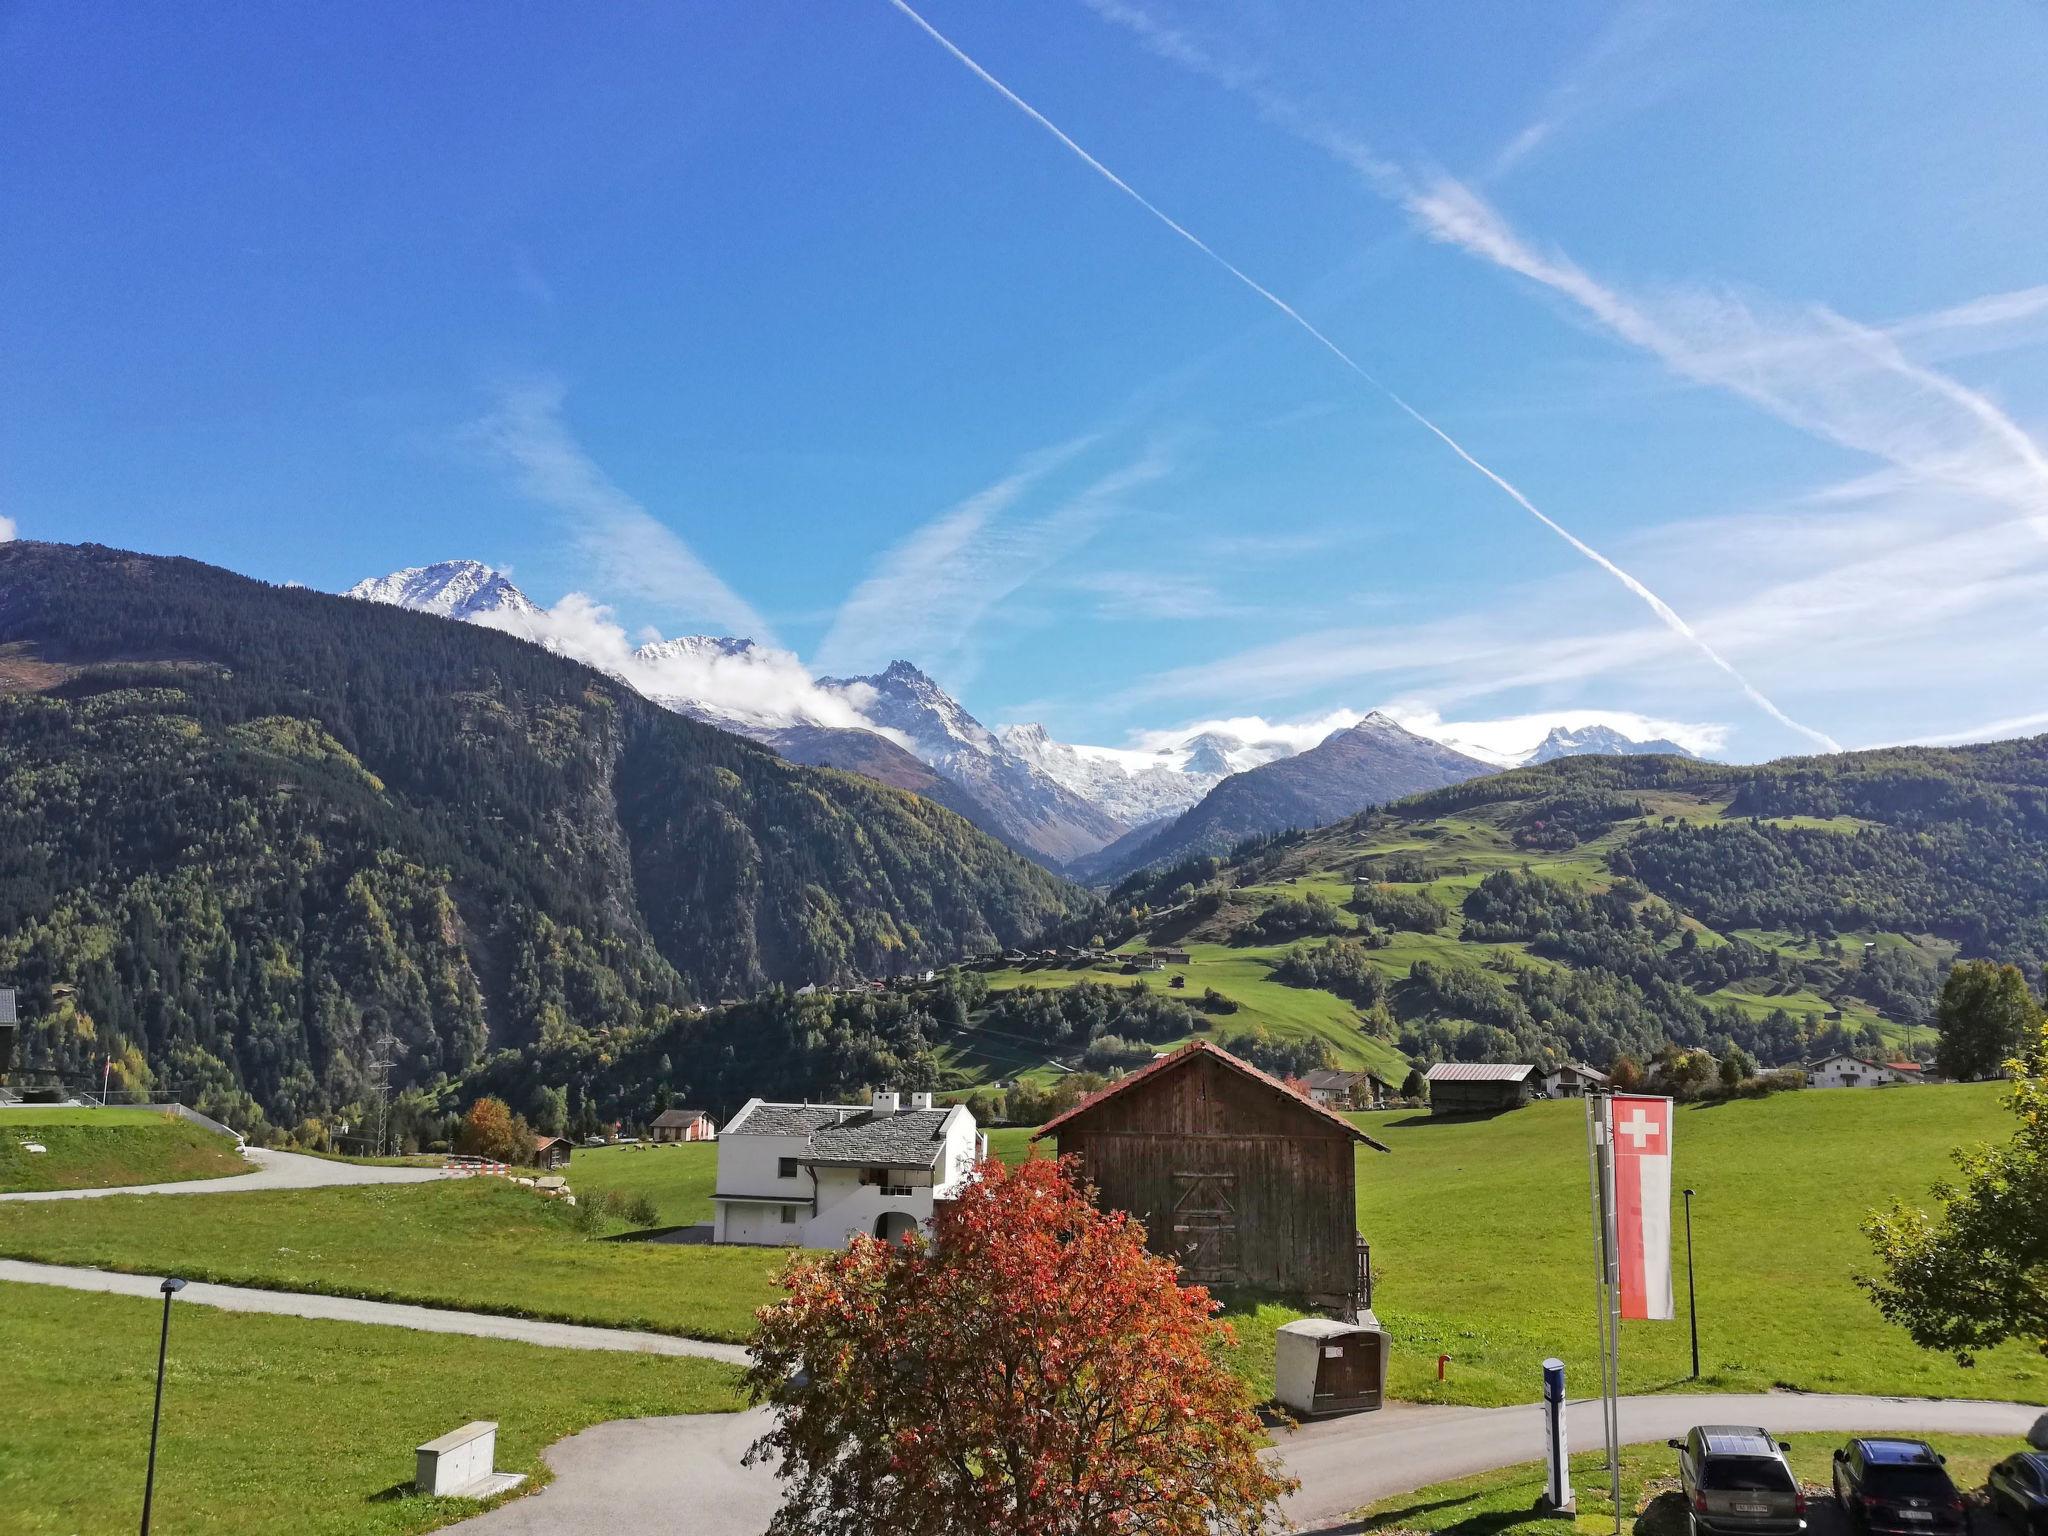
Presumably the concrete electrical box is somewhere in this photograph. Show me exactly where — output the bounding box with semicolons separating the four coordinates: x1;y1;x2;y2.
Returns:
1274;1314;1390;1417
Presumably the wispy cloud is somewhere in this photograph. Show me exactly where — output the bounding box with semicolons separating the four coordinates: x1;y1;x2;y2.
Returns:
472;377;772;641
0;516;16;543
814;436;1167;677
884;0;1838;751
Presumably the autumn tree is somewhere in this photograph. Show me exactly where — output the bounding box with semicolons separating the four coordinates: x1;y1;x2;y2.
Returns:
457;1096;532;1164
1863;1022;2048;1363
1933;961;2041;1082
743;1156;1291;1536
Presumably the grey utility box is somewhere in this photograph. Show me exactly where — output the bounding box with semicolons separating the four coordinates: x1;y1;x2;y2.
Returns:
1275;1314;1390;1418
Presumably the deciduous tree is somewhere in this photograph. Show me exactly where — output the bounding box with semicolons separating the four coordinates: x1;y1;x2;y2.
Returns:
743;1156;1291;1536
457;1096;532;1164
1933;961;2041;1082
1863;1022;2048;1363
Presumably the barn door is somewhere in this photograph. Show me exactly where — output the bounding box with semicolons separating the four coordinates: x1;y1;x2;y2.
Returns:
1170;1172;1240;1285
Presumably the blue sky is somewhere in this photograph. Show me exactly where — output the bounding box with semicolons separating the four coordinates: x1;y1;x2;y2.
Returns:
6;1;2048;761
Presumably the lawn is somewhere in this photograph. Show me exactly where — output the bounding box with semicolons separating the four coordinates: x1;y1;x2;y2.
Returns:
0;1280;742;1536
1352;1086;2046;1408
568;1141;718;1226
0;1177;786;1344
0;1107;248;1193
1352;1433;2024;1536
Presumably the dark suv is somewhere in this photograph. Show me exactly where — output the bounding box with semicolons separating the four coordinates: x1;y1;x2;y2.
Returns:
1670;1426;1807;1536
1832;1439;1967;1536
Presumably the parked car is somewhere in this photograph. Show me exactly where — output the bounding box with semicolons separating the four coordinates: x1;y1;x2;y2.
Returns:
1669;1426;1808;1536
1832;1439;1967;1536
1988;1451;2048;1534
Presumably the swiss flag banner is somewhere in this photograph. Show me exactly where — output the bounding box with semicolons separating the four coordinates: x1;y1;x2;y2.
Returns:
1611;1093;1674;1321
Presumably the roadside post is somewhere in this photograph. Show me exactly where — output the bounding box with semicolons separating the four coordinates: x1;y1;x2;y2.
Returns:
140;1276;186;1535
1683;1188;1700;1379
1541;1357;1574;1513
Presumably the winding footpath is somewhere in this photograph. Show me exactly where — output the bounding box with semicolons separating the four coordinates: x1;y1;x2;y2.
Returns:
0;1259;750;1365
443;1391;2044;1536
0;1144;450;1202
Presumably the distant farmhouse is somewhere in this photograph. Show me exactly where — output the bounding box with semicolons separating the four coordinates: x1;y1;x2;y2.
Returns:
1805;1054;1926;1089
711;1090;981;1248
649;1107;717;1143
531;1134;573;1171
1537;1062;1610;1098
1034;1040;1387;1315
1424;1061;1535;1116
1301;1069;1398;1109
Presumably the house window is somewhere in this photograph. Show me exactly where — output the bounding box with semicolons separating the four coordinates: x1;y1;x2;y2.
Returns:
777;1157;798;1178
883;1184;913;1198
779;1205;797;1225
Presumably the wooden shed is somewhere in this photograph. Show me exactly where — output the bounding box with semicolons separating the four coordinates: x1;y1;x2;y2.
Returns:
530;1134;573;1170
1033;1040;1388;1312
1423;1062;1535;1116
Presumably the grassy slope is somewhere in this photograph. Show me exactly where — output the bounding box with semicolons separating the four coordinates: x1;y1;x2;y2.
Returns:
945;948;1412;1086
0;1281;741;1536
0;1108;247;1192
1000;1087;2045;1409
1354;1434;2023;1536
568;1142;718;1226
0;1178;784;1343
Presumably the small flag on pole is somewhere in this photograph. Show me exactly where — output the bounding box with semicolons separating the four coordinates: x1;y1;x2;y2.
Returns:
1610;1093;1674;1321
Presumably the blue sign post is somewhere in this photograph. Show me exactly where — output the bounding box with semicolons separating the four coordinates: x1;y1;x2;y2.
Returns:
1542;1356;1574;1513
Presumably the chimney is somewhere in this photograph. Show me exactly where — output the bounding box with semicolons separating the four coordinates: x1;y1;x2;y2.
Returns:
908;1091;935;1111
871;1089;900;1113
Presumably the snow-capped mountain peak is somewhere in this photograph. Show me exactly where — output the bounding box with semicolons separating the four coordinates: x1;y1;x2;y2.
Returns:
634;635;759;665
821;660;1000;762
345;560;538;621
1525;724;1694;763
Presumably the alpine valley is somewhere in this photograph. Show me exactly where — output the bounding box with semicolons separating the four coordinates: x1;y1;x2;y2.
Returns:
345;560;1699;877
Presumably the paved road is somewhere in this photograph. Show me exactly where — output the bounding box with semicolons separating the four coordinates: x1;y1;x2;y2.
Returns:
0;1260;751;1366
444;1392;2046;1536
0;1144;450;1201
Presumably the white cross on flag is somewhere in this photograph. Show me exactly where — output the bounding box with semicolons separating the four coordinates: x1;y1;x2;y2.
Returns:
1611;1093;1674;1321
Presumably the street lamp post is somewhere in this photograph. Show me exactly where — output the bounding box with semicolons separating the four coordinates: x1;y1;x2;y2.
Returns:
1683;1188;1699;1380
140;1276;186;1535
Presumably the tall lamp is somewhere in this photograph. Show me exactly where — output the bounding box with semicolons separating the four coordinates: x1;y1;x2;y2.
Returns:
141;1276;186;1534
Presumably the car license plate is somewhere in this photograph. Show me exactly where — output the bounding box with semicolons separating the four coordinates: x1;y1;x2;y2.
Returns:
1735;1505;1770;1515
1897;1513;1932;1522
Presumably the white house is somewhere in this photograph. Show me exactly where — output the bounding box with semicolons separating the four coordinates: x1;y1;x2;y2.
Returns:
1537;1062;1611;1098
1805;1054;1919;1089
711;1089;982;1248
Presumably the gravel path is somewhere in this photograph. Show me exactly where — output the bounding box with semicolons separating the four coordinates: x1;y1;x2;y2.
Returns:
441;1391;2045;1536
0;1144;450;1202
0;1260;751;1366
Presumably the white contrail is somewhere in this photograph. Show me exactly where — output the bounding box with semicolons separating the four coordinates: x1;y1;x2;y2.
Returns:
882;0;1841;752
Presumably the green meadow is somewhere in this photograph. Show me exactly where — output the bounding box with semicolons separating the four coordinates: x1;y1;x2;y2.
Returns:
0;1281;742;1536
0;1107;247;1193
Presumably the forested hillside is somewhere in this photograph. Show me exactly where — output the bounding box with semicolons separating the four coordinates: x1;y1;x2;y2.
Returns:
1009;741;2048;1078
0;543;1084;1134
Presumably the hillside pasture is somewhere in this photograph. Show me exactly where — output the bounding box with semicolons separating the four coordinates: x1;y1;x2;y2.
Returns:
0;1107;248;1193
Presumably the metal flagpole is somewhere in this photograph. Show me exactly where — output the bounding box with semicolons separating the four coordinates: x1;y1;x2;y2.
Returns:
1586;1093;1623;1536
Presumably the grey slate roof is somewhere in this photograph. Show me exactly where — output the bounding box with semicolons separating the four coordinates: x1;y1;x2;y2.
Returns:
650;1107;711;1128
803;1108;954;1168
726;1103;864;1137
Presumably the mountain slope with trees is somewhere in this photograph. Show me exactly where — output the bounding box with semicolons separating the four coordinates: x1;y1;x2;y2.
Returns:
0;542;1084;1134
1079;740;2048;1079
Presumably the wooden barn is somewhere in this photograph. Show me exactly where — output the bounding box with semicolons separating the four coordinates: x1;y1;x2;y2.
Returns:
1033;1040;1388;1312
1423;1061;1535;1116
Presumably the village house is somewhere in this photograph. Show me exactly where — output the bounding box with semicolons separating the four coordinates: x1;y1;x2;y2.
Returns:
1033;1040;1388;1315
1537;1061;1611;1098
1149;947;1193;967
530;1134;573;1171
1424;1061;1536;1116
1805;1054;1924;1089
648;1107;717;1143
1301;1068;1397;1109
710;1090;982;1249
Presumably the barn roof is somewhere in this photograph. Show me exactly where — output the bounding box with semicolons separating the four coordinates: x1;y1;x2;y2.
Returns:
650;1108;710;1128
1031;1040;1390;1151
1425;1062;1534;1083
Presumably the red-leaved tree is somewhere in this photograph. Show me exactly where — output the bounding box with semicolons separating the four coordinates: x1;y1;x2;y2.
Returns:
743;1155;1292;1535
